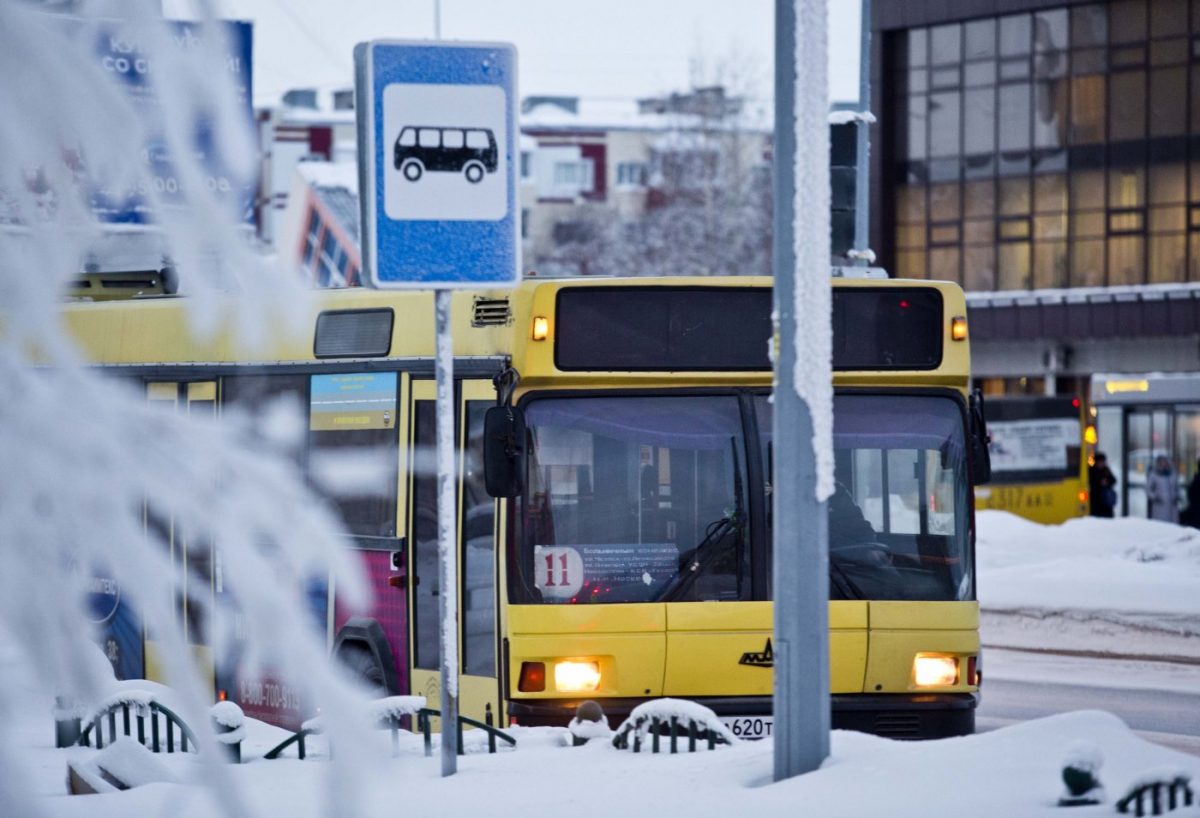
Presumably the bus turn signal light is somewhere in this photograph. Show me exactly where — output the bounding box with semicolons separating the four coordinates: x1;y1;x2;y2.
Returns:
950;316;968;341
913;654;958;687
532;316;549;341
518;662;545;692
554;660;601;693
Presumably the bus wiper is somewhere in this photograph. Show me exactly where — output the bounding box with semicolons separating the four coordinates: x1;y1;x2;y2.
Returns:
658;512;743;603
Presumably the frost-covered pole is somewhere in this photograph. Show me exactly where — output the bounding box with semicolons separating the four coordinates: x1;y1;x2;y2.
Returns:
853;0;872;265
773;0;832;781
435;289;459;775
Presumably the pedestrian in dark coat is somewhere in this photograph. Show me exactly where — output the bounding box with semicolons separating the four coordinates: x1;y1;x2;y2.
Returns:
1088;452;1117;519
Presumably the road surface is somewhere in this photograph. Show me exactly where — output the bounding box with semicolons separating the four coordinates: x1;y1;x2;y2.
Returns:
977;648;1200;756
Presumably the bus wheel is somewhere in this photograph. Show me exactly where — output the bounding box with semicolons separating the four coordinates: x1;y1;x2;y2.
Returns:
402;160;423;181
337;643;388;698
463;161;485;184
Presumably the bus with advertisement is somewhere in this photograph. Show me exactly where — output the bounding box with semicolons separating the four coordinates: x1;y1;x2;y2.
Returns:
64;274;990;739
974;396;1090;524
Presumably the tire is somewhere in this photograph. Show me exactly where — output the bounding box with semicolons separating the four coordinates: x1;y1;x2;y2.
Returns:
402;160;423;182
337;643;388;698
463;161;485;184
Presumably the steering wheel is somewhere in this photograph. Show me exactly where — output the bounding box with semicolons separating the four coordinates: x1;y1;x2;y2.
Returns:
829;541;893;566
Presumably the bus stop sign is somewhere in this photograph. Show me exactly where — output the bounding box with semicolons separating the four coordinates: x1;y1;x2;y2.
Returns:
354;41;519;289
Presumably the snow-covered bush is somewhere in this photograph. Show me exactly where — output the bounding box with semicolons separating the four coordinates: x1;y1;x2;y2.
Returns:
0;3;377;815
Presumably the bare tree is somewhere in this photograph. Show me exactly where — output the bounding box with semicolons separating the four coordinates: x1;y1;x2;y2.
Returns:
550;51;773;278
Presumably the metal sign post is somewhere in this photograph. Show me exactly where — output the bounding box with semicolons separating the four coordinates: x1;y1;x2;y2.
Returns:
355;40;519;777
773;0;832;781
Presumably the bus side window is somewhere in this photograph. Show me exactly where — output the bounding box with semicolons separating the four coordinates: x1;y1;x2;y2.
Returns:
442;129;464;149
418;128;440;148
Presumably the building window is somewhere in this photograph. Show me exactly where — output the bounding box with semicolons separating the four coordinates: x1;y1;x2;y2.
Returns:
616;162;648;187
302;210;320;271
552;159;594;193
318;230;341;287
890;0;1200;290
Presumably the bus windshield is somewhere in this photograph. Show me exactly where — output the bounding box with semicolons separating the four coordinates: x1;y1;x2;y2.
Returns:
984;397;1082;485
756;394;972;602
514;392;972;604
517;395;750;604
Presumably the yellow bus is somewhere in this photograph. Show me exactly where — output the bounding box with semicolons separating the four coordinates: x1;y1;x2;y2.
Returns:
974;396;1089;524
64;274;987;739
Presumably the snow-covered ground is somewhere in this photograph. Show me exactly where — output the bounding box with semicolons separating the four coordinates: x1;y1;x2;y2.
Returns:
976;511;1200;661
5;511;1198;817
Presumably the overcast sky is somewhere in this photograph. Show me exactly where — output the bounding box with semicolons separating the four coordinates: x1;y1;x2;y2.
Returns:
165;0;862;106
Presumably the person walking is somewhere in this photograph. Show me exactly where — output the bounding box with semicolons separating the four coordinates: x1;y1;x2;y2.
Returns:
1146;455;1179;523
1089;453;1117;518
1180;459;1200;528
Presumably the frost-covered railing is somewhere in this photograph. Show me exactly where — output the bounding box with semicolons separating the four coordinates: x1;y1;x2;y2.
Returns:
415;706;516;757
263;696;515;760
611;699;737;753
78;691;199;754
1116;771;1194;816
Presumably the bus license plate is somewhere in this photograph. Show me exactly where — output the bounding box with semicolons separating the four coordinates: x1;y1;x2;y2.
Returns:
721;716;773;739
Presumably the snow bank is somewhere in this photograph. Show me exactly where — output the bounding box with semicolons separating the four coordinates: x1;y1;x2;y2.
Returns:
38;709;1200;817
977;511;1200;617
90;737;178;789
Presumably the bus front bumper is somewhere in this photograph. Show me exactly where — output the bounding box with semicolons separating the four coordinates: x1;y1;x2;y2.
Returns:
507;692;978;740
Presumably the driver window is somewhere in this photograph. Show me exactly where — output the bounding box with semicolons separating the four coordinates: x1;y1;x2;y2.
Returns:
885;449;920;535
398;128;416;147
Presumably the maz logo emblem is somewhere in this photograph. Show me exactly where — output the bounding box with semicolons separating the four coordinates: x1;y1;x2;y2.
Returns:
739;638;774;668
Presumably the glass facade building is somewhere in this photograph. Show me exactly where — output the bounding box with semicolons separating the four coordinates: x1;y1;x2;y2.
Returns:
889;0;1200;290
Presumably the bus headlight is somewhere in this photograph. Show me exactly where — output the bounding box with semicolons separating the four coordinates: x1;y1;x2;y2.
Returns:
554;660;601;692
913;654;958;687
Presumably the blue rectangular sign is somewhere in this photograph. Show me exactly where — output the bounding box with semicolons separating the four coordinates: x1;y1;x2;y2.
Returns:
356;41;519;288
89;19;254;225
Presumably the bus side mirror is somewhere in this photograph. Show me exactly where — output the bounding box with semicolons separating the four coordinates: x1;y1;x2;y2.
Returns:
484;405;526;498
969;389;992;486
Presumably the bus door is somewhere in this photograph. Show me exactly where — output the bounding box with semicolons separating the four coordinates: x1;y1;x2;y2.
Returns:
143;381;218;697
458;380;502;727
407;379;502;728
314;370;410;702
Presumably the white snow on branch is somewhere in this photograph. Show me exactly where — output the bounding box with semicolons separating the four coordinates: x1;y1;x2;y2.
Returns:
0;4;381;816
